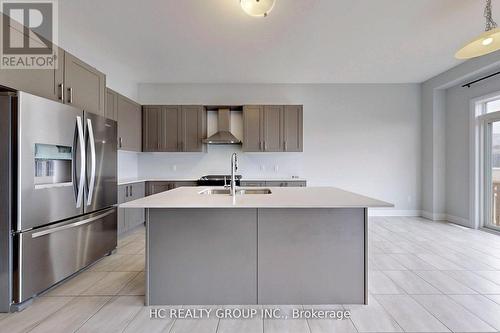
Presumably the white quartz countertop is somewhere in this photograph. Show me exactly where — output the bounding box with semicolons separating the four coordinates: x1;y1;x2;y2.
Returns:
120;186;393;209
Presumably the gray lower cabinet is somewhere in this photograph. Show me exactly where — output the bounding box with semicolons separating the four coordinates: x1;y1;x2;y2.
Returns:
240;181;266;187
147;207;366;305
257;208;365;304
117;94;142;152
243;105;303;152
118;182;145;234
241;180;306;187
146;181;198;196
146;182;174;196
264;180;307;187
148;208;257;305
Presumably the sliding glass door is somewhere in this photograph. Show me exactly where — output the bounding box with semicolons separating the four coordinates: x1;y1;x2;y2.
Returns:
485;119;500;230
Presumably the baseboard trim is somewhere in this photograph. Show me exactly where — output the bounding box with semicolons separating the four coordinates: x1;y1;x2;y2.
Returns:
367;209;421;217
420;211;471;227
368;209;471;227
421;210;447;221
445;214;470;227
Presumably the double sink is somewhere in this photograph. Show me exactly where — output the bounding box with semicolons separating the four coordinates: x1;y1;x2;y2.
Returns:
199;188;272;196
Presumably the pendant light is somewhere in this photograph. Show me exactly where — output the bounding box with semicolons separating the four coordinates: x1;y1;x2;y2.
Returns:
240;0;276;17
456;0;500;59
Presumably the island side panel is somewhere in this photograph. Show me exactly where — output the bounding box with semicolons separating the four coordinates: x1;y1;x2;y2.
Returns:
147;208;257;305
257;208;366;305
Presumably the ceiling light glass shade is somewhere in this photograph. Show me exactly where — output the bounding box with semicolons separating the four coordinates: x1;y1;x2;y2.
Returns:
455;28;500;59
240;0;276;17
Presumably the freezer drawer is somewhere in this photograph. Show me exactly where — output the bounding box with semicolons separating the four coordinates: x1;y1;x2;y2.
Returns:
14;208;117;303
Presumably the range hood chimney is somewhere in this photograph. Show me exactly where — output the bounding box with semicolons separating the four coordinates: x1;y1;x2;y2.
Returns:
203;108;241;144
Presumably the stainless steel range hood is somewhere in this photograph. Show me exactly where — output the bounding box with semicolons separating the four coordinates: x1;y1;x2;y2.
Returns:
203;108;241;144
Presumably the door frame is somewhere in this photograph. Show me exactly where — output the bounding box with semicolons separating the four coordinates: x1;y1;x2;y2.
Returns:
470;91;500;230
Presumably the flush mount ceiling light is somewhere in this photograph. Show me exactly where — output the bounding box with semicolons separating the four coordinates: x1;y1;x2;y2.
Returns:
456;0;500;59
240;0;276;17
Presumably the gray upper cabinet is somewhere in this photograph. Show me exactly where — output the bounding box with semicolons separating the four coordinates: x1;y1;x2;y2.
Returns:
143;105;180;152
143;105;163;152
0;14;106;114
0;14;64;102
163;106;181;152
143;105;206;152
263;105;283;152
181;105;206;152
243;105;263;152
243;105;303;152
105;88;118;121
283;105;303;152
117;94;142;152
64;52;106;116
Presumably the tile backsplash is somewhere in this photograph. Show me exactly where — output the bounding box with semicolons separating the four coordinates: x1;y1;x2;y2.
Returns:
137;145;303;179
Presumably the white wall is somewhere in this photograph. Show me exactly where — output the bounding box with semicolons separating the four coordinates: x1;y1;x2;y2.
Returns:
138;83;422;214
421;50;500;227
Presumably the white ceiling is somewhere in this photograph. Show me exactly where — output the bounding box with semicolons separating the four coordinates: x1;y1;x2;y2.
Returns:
58;0;500;84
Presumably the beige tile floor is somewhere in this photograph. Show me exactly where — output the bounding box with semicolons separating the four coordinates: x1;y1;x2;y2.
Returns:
1;216;500;332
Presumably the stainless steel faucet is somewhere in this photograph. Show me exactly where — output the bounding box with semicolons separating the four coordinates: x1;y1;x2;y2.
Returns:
231;153;238;196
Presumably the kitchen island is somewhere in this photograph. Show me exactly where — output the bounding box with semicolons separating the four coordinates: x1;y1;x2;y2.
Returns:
121;186;392;305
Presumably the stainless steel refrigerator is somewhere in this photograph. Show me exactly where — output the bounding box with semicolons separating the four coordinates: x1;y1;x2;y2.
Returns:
0;91;117;311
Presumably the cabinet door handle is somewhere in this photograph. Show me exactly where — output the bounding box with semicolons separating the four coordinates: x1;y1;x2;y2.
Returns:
119;137;123;149
126;186;129;198
59;83;64;101
67;87;73;104
130;185;133;197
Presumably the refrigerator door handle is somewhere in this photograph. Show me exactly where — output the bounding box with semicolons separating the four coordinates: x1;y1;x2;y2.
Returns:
86;118;96;206
31;209;115;238
76;116;86;208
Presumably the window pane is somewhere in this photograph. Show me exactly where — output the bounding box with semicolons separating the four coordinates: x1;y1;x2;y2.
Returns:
487;99;500;113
